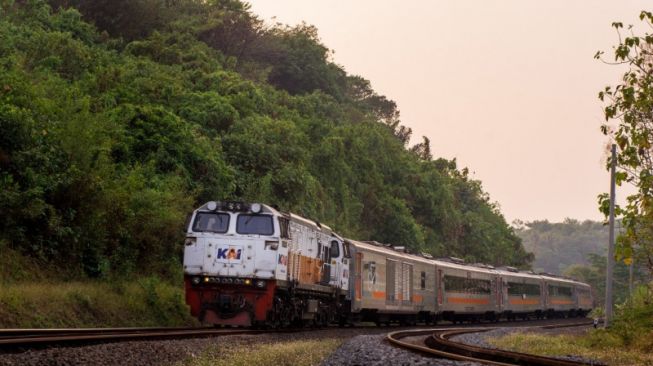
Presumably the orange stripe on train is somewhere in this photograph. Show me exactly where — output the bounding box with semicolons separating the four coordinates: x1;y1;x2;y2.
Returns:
549;299;574;305
447;297;490;305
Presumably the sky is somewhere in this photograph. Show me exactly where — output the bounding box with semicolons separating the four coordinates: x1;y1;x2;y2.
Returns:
247;1;649;223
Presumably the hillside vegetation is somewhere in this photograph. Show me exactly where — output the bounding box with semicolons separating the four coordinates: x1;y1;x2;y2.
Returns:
0;0;532;280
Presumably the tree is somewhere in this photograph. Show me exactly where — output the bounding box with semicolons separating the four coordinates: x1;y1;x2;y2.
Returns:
597;11;653;275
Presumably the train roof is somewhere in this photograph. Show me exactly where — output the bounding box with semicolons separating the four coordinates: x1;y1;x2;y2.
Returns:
494;268;543;280
345;238;435;265
287;212;334;235
432;259;498;275
538;273;581;286
195;201;336;236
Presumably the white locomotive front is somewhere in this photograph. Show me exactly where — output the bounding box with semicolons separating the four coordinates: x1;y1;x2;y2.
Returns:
183;201;351;327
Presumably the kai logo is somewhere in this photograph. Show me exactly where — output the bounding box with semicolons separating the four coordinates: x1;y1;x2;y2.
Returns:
216;245;243;262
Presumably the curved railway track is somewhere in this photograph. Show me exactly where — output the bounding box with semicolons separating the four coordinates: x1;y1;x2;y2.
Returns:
387;320;605;366
0;318;597;356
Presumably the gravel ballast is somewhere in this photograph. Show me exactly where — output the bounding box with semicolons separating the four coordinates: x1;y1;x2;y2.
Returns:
0;327;448;366
0;321;594;366
320;333;482;366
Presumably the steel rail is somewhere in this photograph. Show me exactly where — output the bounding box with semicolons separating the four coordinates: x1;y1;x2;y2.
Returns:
0;326;214;339
387;320;605;366
0;318;596;353
0;328;264;351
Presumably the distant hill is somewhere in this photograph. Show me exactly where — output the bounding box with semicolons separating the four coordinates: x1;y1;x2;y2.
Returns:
515;219;608;274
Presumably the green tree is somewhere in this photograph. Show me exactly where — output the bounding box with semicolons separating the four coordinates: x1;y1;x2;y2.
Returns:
597;11;653;276
0;0;533;279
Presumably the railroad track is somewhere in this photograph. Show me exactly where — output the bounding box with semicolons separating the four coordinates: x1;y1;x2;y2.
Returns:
0;323;382;351
387;320;605;366
0;318;594;354
0;326;263;352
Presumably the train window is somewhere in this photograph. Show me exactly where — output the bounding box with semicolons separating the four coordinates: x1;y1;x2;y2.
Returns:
420;271;426;289
402;263;413;302
507;282;540;296
279;217;290;239
472;279;491;294
548;285;573;297
192;212;230;233
236;214;274;235
444;275;491;294
386;260;396;301
444;275;464;292
330;240;340;258
558;286;573;297
342;241;351;258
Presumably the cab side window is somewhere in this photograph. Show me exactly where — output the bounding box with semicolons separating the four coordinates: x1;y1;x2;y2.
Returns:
342;241;352;258
330;240;340;258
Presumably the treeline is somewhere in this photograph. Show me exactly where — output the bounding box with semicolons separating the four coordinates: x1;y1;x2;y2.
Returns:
0;0;532;279
516;219;648;303
515;219;607;274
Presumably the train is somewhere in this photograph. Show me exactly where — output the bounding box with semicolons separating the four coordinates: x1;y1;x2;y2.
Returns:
183;201;593;327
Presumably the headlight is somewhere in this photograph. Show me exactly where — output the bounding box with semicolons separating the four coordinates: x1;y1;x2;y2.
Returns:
255;280;266;288
184;237;196;246
244;279;252;285
191;276;201;285
265;241;279;250
251;203;262;213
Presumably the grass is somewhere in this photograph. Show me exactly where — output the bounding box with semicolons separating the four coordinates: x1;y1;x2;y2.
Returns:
182;338;343;366
0;279;198;328
488;331;653;366
0;245;198;328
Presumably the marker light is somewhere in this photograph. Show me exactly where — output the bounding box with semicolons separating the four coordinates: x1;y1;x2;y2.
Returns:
251;203;262;213
203;277;209;283
244;279;252;285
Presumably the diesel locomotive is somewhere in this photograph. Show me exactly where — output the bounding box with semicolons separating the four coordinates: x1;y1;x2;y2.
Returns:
183;201;593;327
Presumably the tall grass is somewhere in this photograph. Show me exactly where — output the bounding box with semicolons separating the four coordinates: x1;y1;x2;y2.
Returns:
183;339;343;366
0;279;197;328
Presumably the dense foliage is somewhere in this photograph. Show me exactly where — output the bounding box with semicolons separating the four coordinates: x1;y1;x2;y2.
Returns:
515;219;608;274
595;12;653;342
564;253;648;306
516;219;649;304
0;0;532;278
596;11;653;276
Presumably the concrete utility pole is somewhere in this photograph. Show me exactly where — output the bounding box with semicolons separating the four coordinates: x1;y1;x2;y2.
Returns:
629;257;634;297
605;144;616;327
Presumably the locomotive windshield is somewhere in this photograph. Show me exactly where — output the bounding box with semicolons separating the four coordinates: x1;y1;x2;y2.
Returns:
192;212;230;233
237;214;274;235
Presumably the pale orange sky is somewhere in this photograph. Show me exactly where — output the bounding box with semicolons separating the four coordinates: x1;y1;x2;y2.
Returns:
247;1;648;223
